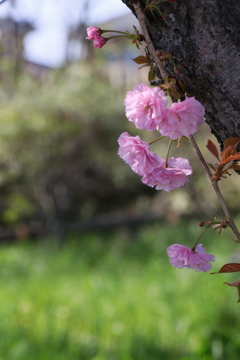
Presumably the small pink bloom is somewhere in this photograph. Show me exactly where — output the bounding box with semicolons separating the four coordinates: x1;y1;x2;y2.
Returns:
141;157;192;192
167;244;215;272
93;36;107;49
86;26;102;39
86;26;107;49
117;132;161;176
158;97;205;139
124;84;168;131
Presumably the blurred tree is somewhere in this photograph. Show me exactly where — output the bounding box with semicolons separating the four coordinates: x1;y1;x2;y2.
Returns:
121;0;240;146
0;65;153;236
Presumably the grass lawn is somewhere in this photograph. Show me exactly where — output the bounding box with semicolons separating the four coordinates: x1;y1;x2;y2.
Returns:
0;220;240;359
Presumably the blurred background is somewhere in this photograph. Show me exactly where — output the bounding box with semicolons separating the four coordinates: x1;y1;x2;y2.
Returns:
0;0;240;359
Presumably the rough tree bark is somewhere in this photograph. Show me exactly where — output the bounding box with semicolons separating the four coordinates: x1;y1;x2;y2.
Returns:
121;0;240;146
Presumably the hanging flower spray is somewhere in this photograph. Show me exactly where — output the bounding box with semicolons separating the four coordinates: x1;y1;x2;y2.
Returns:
86;0;240;302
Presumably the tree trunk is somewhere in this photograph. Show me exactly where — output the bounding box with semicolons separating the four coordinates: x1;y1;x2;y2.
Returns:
121;0;240;146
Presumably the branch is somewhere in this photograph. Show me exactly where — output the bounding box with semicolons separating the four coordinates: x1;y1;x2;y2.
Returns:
133;1;168;80
190;135;240;242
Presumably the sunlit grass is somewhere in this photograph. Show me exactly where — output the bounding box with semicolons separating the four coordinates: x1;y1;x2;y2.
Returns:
0;221;240;359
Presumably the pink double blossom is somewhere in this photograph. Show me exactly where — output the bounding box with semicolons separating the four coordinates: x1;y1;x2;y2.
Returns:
124;84;168;131
117;132;161;176
86;26;107;49
141;157;192;192
158;97;205;139
167;244;215;272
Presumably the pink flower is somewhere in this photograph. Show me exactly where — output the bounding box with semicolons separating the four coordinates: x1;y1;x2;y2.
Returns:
117;132;161;176
86;26;102;39
158;97;205;139
141;157;192;192
124;84;168;131
167;244;215;272
92;37;107;49
86;26;107;49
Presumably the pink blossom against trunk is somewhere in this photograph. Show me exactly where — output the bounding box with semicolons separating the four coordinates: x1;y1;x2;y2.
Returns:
141;157;192;191
158;97;205;139
124;83;168;131
167;244;215;272
117;132;161;176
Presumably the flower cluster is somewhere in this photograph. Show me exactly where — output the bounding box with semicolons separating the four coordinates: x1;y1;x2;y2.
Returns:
124;83;205;139
142;157;192;191
86;26;145;49
118;83;205;192
167;244;215;272
86;26;107;49
118;132;192;192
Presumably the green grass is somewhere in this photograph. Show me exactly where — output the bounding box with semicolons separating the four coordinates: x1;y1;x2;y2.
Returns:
0;221;240;359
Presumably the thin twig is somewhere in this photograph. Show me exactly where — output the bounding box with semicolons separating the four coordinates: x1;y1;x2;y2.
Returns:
148;135;164;145
165;138;173;166
189;135;213;179
190;135;240;242
133;2;168;80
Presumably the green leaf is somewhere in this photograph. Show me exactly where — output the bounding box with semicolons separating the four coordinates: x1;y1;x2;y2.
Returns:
148;67;155;82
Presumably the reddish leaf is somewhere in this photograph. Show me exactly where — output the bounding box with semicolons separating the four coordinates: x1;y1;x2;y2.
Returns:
223;137;240;151
178;80;189;94
206;140;220;160
221;144;238;162
132;56;150;65
229;162;240;171
224;281;240;287
211;263;240;274
220;153;240;165
224;281;240;303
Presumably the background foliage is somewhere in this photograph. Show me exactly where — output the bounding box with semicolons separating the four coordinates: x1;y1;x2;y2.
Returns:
1;222;240;360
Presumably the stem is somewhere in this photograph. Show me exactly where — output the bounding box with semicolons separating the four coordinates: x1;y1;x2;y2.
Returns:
189;135;240;242
189;135;212;179
149;135;165;145
165;139;173;166
192;224;212;251
106;35;129;40
133;2;168;80
101;30;129;35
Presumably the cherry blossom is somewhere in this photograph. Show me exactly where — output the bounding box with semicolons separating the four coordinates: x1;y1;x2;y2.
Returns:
167;244;215;272
86;26;102;39
124;83;168;131
141;157;192;192
86;26;107;49
158;97;205;139
117;132;161;176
